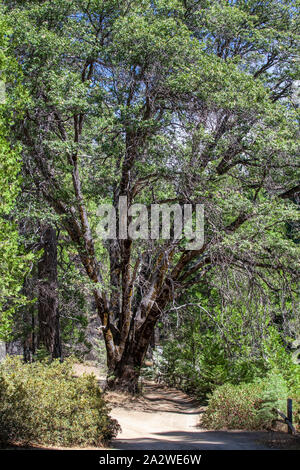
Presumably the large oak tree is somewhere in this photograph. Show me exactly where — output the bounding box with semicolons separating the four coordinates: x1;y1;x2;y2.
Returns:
4;0;299;391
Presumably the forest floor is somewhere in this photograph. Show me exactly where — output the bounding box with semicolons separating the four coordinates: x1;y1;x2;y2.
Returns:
73;362;299;450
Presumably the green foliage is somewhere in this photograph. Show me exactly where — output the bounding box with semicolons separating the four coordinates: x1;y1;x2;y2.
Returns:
257;372;288;425
155;290;299;407
155;337;268;399
0;356;120;447
290;385;300;432
155;301;271;398
57;247;93;358
0;9;34;340
263;328;300;431
201;371;288;430
201;382;265;430
1;0;299;388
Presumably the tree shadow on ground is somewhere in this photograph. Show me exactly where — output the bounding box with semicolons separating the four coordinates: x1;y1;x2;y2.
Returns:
113;429;282;450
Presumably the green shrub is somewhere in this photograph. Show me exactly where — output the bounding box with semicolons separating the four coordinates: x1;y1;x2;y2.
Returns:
201;372;288;430
0;356;120;447
257;372;288;425
154;339;268;400
201;382;265;430
288;371;300;432
290;390;300;432
264;330;300;431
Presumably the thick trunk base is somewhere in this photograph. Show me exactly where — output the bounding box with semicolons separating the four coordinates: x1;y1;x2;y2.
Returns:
106;362;141;394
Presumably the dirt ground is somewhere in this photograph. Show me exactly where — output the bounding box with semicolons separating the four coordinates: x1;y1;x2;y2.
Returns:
106;383;286;450
73;362;299;451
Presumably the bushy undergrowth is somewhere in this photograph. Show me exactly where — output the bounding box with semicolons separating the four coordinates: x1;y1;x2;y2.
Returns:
155;318;300;420
153;340;268;399
201;372;290;430
290;389;300;432
0;356;120;447
286;373;300;432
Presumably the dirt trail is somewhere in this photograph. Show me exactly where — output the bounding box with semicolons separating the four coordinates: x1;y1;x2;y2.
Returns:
73;364;289;450
108;383;274;450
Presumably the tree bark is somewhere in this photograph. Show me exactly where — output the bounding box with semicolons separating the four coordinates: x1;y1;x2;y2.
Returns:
22;276;36;363
37;225;61;359
106;327;154;393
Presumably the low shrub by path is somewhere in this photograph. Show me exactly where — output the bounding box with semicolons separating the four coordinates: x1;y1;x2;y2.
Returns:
0;356;120;447
201;371;297;431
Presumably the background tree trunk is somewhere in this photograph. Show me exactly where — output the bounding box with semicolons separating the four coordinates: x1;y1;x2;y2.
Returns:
37;225;61;359
22;276;36;362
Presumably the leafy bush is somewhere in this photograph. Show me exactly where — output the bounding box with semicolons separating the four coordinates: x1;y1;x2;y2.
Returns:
201;372;288;430
257;373;288;425
290;388;300;432
264;329;300;431
287;372;300;432
155;336;268;400
0;356;120;447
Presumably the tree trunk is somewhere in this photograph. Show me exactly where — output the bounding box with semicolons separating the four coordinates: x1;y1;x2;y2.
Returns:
107;354;141;394
37;225;61;359
105;302;164;393
22;277;36;362
99;252;174;393
106;339;149;394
